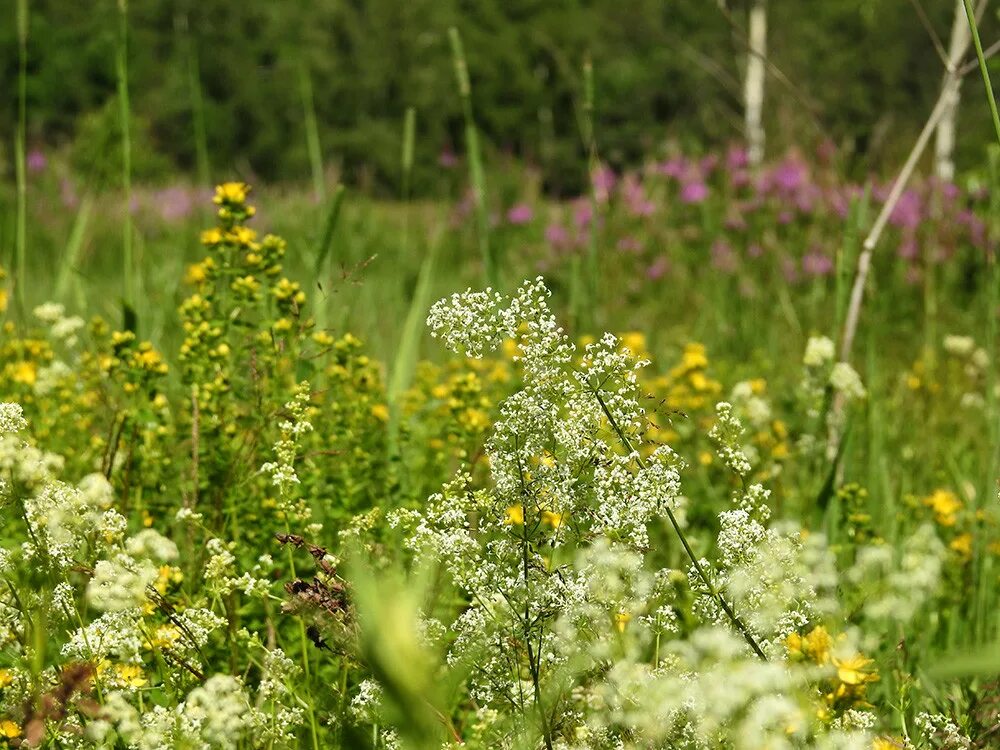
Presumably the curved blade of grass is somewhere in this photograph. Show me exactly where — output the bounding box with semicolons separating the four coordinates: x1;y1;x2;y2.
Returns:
299;59;326;203
314;184;346;279
55;193;93;306
389;233;440;410
449;27;495;289
313;184;346;332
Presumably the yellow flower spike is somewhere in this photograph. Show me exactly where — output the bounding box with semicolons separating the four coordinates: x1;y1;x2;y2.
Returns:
613;610;631;633
504;505;525;525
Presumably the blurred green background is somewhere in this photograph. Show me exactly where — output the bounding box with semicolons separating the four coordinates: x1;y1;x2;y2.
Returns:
2;0;998;194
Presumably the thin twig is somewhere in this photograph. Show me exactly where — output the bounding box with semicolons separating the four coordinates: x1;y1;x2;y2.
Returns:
840;82;956;363
908;0;950;66
839;4;988;363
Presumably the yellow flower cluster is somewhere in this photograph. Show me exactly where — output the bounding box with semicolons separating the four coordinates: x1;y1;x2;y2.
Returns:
786;626;879;718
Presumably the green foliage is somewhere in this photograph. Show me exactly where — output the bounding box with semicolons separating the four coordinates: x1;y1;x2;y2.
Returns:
4;0;998;191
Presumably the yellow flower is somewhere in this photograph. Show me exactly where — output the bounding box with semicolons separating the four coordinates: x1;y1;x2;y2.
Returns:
505;505;525;525
200;228;223;245
0;669;12;688
872;738;904;750
114;663;147;688
371;404;390;422
614;610;631;633
540;510;564;529
950;532;973;558
213;181;249;205
10;360;36;386
833;653;878;687
460;408;489;432
924;489;962;526
0;720;20;739
681;342;708;371
185;262;207;285
149;624;182;650
698;451;713;466
620;331;647;357
0;288;7;314
228;226;258;247
786;626;832;665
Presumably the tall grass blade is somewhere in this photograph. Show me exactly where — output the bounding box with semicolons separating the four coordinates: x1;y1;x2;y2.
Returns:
14;0;28;316
962;0;1000;147
299;59;326;203
314;184;346;332
581;58;599;330
836;185;869;336
448;27;495;288
55;193;93;307
388;107;424;458
177;12;211;188
116;0;136;329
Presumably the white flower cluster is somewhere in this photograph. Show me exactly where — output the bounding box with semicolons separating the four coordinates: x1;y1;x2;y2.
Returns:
86;552;158;611
914;712;972;749
92;675;252;749
709;401;752;477
829;362;866;401
22;475;123;568
426;285;516;357
0;402;26;433
847;523;944;631
33;301;85;348
260;380;314;512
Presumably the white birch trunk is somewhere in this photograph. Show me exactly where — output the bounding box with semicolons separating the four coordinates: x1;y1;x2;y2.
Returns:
935;0;972;182
744;0;768;167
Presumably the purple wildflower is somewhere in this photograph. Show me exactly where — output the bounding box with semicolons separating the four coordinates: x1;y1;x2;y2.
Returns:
680;181;709;204
545;223;570;251
802;249;833;276
646;255;670;280
506;203;534;225
27;149;47;174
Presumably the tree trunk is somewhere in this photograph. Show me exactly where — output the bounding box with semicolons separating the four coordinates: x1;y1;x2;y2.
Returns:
935;0;972;182
744;0;768;167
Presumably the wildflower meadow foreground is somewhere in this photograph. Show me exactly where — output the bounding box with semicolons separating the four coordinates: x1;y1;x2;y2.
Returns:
0;182;998;750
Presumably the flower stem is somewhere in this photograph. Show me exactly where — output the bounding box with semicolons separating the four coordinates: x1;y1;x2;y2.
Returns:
594;391;767;660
